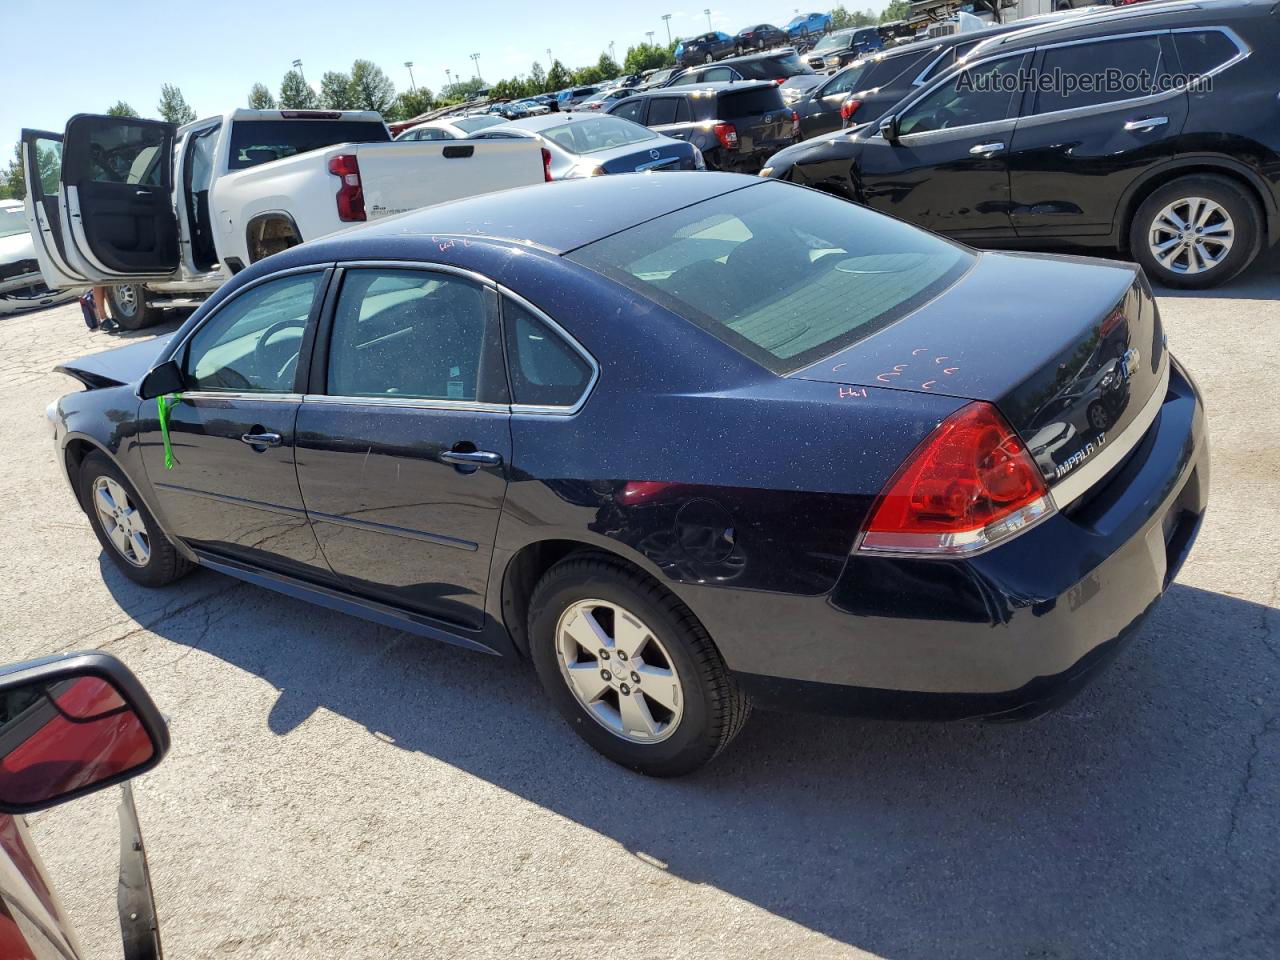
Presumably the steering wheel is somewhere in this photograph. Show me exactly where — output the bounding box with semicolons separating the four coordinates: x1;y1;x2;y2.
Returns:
253;319;304;388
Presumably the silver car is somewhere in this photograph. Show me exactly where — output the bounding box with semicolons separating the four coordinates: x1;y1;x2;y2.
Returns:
467;113;704;179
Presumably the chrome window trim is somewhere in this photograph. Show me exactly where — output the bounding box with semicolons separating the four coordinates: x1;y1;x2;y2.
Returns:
334;259;497;289
300;395;510;414
180;391;303;403
912;47;953;86
887;50;1029;142
499;284;601;417
1167;25;1250;81
964;1;1204;60
1050;356;1171;509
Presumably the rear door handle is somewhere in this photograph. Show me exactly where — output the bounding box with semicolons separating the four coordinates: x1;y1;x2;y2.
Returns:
1123;116;1168;132
440;450;502;467
969;142;1005;156
240;432;282;447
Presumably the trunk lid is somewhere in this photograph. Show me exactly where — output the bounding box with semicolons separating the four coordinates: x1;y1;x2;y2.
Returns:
717;85;794;155
791;251;1168;496
56;334;174;389
601;141;695;174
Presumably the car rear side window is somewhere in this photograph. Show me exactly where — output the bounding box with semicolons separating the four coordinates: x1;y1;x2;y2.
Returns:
647;98;682;125
1032;35;1168;115
502;298;593;407
227;120;389;169
327;269;497;402
720;87;786;118
611;99;647;123
567;181;973;374
1173;29;1240;78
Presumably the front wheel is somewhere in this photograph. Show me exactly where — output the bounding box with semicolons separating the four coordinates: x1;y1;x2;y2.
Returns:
1128;174;1261;289
108;284;161;330
528;555;750;777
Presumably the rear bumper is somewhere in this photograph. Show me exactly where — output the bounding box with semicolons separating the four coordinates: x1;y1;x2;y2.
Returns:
727;356;1208;719
715;145;796;175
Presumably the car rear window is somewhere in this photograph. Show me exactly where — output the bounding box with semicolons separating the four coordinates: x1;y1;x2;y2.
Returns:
540;116;656;155
567;181;973;374
454;115;506;133
736;54;812;80
719;86;787;118
228;120;389;169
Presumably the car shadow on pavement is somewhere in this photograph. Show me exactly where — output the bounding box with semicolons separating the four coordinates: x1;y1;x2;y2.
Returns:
1152;244;1280;301
97;557;1280;959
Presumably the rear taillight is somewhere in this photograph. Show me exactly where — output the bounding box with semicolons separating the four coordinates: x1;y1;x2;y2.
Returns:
714;122;739;150
541;147;554;182
327;154;365;222
790;110;800;138
840;98;861;122
775;77;788;85
858;402;1053;557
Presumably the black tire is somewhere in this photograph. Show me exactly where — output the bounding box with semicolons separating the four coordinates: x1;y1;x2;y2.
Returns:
108;284;161;330
1128;174;1262;289
528;555;750;777
79;451;193;587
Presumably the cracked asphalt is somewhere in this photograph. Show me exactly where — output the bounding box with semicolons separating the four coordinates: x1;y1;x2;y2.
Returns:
1;252;1277;960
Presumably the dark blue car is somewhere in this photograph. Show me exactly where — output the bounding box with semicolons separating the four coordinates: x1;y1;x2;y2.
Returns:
49;174;1207;776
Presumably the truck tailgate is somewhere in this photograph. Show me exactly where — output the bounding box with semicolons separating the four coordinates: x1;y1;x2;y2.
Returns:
352;140;545;219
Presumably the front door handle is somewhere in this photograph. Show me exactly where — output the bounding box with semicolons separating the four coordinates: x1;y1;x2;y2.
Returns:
969;141;1005;156
240;431;282;447
1123;116;1169;132
440;449;503;467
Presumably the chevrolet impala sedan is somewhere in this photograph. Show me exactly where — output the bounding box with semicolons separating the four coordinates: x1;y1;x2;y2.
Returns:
47;173;1207;776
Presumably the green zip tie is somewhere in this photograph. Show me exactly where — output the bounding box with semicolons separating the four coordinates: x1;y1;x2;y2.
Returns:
157;393;182;469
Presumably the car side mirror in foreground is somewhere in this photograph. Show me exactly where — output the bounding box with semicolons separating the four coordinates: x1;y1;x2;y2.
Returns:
138;360;183;400
0;652;168;814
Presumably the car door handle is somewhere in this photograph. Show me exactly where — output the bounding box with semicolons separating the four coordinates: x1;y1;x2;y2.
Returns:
440;450;502;467
969;142;1005;156
240;432;282;447
1123;116;1169;132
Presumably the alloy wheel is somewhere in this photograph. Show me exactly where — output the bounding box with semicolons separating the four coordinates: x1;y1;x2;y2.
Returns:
113;284;139;317
1148;196;1234;276
555;598;684;743
93;476;150;567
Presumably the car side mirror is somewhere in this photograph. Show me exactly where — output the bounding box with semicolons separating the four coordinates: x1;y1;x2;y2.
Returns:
0;652;169;815
138;359;183;400
879;114;900;143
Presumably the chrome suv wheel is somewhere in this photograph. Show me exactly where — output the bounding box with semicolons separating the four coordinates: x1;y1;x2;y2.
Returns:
92;476;150;567
1147;197;1234;278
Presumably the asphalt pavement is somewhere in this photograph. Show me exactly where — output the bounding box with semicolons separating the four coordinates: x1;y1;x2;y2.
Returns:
1;251;1276;959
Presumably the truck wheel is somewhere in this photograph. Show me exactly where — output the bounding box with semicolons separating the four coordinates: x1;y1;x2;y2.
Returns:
108;284;160;330
528;555;751;777
1128;174;1261;289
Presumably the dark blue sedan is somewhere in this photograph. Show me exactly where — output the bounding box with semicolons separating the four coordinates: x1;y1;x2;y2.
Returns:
49;174;1207;776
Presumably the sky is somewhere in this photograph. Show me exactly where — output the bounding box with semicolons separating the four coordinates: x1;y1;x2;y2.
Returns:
4;0;889;154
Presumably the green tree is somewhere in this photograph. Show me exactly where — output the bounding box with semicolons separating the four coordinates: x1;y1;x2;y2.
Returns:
320;71;357;110
546;59;572;91
529;61;548;93
157;84;196;125
440;77;486;103
278;70;318;109
106;101;139;117
880;0;910;23
393;87;435;122
349;59;396;114
0;143;24;201
623;42;672;74
248;83;276;109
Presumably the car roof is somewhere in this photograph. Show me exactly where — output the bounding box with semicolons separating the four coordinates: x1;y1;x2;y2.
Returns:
710;49;801;66
617;80;780;100
317;172;765;256
501;112;626;133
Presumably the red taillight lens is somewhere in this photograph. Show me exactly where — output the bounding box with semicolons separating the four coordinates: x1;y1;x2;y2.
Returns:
327;154;365;222
775;77;788;85
790;109;800;138
859;402;1052;556
541;147;554;182
713;122;739;150
840;98;861;121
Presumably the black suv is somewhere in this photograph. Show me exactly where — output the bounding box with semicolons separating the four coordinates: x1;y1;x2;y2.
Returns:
765;0;1280;288
665;50;819;98
607;81;798;173
679;32;737;66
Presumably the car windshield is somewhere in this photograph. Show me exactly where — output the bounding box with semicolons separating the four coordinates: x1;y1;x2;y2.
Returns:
738;54;811;79
812;32;850;53
539;117;656;155
0;206;27;240
567;182;973;373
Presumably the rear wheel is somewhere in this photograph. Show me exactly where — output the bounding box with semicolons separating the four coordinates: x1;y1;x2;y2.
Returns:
108;284;160;330
528;555;750;777
1129;175;1261;289
79;452;192;587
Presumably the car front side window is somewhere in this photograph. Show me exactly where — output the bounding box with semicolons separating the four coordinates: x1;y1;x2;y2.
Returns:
896;54;1027;137
182;272;322;393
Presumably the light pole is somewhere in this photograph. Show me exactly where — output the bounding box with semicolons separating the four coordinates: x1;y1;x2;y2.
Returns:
646;30;655;46
404;61;417;93
662;13;672;44
470;52;481;82
546;48;553;68
445;67;453;91
704;8;712;30
608;40;615;64
291;58;305;83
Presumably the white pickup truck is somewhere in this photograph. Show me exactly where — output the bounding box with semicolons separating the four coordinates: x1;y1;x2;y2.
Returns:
22;109;546;327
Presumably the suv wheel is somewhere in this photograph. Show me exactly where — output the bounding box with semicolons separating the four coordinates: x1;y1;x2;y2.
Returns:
528;555;750;777
108;284;161;330
1129;175;1261;289
79;452;193;587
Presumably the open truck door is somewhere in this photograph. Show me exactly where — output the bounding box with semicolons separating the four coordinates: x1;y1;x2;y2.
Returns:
55;114;179;283
21;128;88;290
